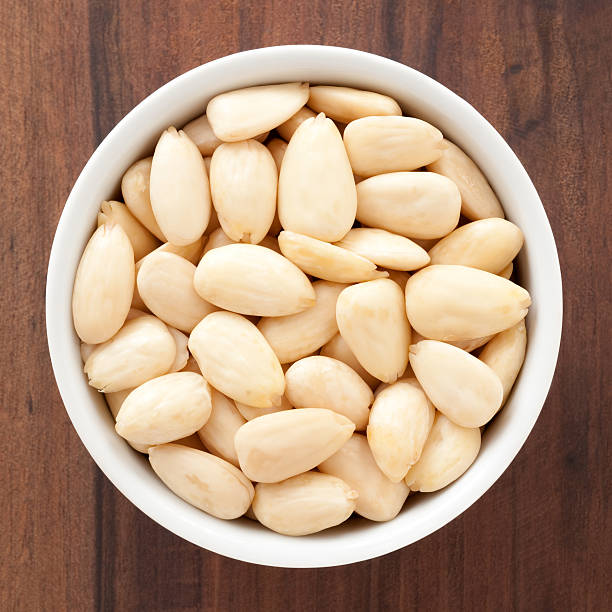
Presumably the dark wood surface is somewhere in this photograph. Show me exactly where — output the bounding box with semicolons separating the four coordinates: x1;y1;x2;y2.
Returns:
2;0;610;610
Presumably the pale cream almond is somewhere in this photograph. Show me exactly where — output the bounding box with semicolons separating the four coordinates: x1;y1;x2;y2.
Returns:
356;171;461;239
320;333;379;388
202;227;236;254
335;227;430;271
276;106;316;141
206;82;309;141
318;433;409;521
344;116;444;177
149;444;253;519
234;408;355;483
84;315;176;392
426;139;504;220
235;394;293;421
336;279;411;383
308;85;401;123
405;265;531;341
194;243;315;316
411;329;494;354
80;342;95;363
267;137;288;171
150;127;211;246
116;372;212;445
499;262;513;279
285;356;373;430
104;388;149;453
137;251;217;332
188;311;285;408
72;224;134;344
210;140;277;243
404;413;481;492
252;472;358;536
278;113;357;242
258;280;345;363
143;235;206;265
367;379;435;482
167;327;189;372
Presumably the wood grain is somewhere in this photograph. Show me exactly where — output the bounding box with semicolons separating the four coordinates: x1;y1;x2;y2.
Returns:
1;0;610;610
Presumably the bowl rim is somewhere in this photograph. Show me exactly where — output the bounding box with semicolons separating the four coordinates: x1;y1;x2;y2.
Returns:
46;44;563;567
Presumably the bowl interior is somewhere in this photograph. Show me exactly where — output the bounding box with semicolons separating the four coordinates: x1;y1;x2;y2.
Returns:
46;45;562;567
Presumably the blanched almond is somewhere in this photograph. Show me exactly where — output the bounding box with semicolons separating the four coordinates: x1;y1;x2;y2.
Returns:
336;279;411;383
479;320;527;405
278;113;357;242
335;228;430;271
356;172;461;239
144;235;206;265
428;218;523;273
235;408;355;482
202;227;235;254
409;340;503;428
278;230;387;283
405;265;531;341
320;333;379;388
210;140;277;243
197;388;245;466
267;137;288;171
189;311;285;408
318;434;409;521
116;372;212;445
149;444;253;519
252;472;358;536
104;388;148;453
367;379;435;482
404;413;481;492
426;139;504;220
150;127;211;246
449;335;495;353
167;327;189;372
121;157;166;240
258;280;345;363
276;106;317;141
84;315;176;392
308;86;401;123
194;243;315;316
206;82;309;141
97;200;160;261
235;394;292;421
72;224;134;344
137;251;216;332
499;262;513;279
344;117;444;177
80;342;95;363
285;356;373;430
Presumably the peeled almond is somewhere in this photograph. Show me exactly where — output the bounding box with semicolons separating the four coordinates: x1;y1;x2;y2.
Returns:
356;172;461;239
409;340;503;428
194;243;315;316
336;279;411;383
104;388;148;453
182;113;223;155
197;388;245;466
188;311;285;408
308;85;401;123
367;379;435;482
235;394;293;421
253;472;358;536
206;82;310;141
428;218;524;273
80;342;95;363
449;335;495;353
72;224;134;344
258;280;345;363
285;356;373;430
210;140;277;243
276;106;317;141
479;320;527;405
150;127;211;246
137;251;217;332
234;408;355;482
343;116;444;177
115;372;212;445
278;230;387;283
167;327;189;372
97;200;160;261
335;228;430;271
405;265;531;341
267;137;288;171
404;413;481;492
145;235;206;265
84;315;176;392
499;262;513;279
426;139;504;220
202;227;236;254
278;113;357;242
320;333;379;388
121;157;166;240
318;434;409;521
149;444;254;519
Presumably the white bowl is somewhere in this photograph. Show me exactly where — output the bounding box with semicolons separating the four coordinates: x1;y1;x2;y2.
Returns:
46;45;562;567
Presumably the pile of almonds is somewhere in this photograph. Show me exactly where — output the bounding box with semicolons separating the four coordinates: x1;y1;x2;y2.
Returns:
72;83;530;536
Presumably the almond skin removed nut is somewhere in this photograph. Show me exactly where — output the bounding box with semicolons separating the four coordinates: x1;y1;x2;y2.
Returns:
235;394;293;421
149;444;254;520
235;408;355;483
144;235;206;265
276;106;316;141
252;472;358;536
320;333;379;389
72;224;134;344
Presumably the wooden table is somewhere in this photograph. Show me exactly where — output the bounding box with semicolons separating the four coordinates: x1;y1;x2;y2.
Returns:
2;1;610;609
